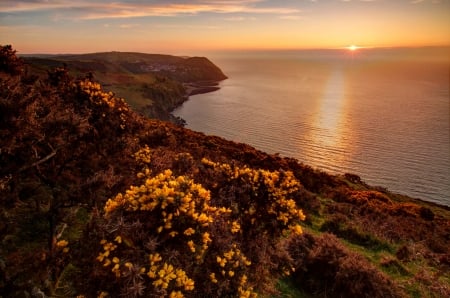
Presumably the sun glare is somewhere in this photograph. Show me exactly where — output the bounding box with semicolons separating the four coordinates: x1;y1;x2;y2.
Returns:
348;45;359;51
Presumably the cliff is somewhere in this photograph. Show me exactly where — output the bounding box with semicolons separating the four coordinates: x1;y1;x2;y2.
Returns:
1;45;449;297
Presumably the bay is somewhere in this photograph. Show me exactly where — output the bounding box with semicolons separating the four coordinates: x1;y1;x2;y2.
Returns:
173;48;450;206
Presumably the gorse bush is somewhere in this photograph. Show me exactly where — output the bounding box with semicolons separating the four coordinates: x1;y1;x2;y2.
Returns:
200;158;305;238
93;149;306;297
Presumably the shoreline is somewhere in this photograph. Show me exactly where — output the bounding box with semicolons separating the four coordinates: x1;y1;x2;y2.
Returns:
168;80;224;125
169;85;450;209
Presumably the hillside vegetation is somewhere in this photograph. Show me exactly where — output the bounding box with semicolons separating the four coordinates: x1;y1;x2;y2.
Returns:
1;45;449;297
23;51;227;123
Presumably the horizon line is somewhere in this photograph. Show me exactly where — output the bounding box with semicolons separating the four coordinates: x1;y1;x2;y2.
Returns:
14;44;450;56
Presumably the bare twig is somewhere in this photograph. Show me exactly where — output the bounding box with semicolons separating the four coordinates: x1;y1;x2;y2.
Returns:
18;149;57;173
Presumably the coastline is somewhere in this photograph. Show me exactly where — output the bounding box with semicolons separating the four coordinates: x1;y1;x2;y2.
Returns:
168;80;224;125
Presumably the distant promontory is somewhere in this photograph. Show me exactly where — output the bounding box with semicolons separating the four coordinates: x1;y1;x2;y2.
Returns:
24;51;227;123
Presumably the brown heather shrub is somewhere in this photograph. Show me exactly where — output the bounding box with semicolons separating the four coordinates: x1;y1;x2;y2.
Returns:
288;233;404;298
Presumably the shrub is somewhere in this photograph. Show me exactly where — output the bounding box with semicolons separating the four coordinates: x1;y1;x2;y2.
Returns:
87;151;307;297
288;233;403;298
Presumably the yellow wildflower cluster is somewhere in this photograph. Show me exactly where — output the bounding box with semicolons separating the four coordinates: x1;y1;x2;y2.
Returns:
96;239;119;274
201;158;305;235
133;145;151;164
96;237;145;279
231;220;241;233
105;169;213;215
147;254;194;296
216;244;251;269
210;244;257;297
238;284;258;298
77;79;129;129
104;166;232;264
98;151;308;296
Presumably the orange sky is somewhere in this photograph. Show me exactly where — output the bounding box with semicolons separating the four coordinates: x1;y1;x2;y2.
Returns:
1;0;449;54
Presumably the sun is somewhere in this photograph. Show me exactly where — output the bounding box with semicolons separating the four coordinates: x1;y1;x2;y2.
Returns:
348;45;359;51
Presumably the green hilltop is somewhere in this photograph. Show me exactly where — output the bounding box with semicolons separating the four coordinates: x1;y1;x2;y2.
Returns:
23;51;227;124
1;45;449;298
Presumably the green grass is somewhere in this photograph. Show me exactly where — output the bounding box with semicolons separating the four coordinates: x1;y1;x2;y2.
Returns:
269;278;312;298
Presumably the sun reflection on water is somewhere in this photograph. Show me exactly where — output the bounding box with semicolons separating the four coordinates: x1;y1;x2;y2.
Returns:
304;67;353;172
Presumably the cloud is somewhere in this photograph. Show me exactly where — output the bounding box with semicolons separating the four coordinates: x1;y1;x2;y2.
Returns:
223;16;247;21
119;24;140;29
0;0;300;19
409;0;443;3
279;15;301;20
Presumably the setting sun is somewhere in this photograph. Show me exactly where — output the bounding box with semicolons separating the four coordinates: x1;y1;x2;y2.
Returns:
348;45;359;51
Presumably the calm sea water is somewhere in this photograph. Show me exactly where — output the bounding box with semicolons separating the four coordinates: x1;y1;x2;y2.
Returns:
173;48;450;206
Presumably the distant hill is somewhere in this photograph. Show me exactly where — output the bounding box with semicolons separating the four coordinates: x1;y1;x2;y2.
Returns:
24;51;227;123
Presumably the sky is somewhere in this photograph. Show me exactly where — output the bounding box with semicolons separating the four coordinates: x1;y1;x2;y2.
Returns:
0;0;449;55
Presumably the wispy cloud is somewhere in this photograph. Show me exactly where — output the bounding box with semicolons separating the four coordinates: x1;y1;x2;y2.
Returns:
223;16;258;21
0;0;300;19
119;24;140;29
410;0;442;3
279;15;301;20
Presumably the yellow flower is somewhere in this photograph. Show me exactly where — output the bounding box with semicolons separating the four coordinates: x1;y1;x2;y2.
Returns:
240;274;248;285
114;236;122;243
147;269;157;279
291;224;303;235
56;240;68;247
149;253;162;264
152;278;167;289
183;227;195;236
184;278;195;291
217;256;227;267
187;240;196;253
202;232;211;244
231;221;241;233
169;291;184;298
210;273;218;283
96;253;105;262
197;213;211;224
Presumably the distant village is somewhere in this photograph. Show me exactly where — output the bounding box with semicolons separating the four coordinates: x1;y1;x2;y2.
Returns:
140;63;177;72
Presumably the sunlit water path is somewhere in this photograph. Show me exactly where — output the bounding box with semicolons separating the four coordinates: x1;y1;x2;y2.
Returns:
174;49;450;206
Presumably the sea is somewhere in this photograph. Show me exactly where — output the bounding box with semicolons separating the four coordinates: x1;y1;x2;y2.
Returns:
173;47;450;206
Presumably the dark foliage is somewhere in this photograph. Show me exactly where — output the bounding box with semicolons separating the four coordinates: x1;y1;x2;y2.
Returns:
288;233;404;298
0;45;24;75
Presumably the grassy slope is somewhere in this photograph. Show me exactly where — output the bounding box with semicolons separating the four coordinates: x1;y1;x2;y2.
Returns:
144;120;450;298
